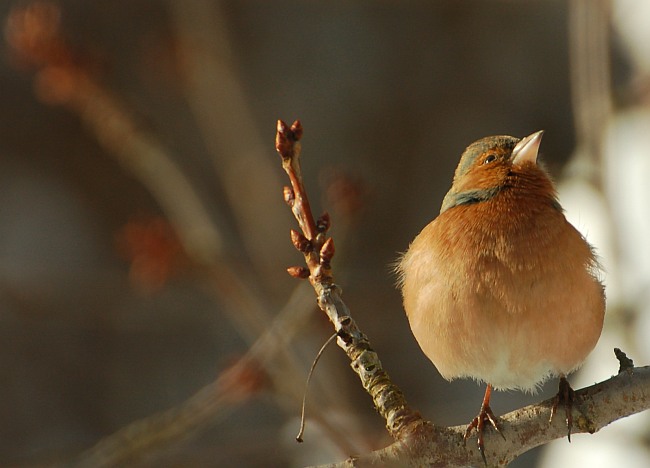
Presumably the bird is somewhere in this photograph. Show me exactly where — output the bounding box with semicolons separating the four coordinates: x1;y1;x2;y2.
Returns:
396;131;605;461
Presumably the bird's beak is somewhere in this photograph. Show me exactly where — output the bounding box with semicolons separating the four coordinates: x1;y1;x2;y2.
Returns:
512;130;544;166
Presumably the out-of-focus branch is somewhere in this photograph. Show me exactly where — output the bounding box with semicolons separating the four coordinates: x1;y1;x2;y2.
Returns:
5;1;223;266
5;3;371;461
568;0;612;181
70;283;313;467
168;0;288;281
4;1;277;342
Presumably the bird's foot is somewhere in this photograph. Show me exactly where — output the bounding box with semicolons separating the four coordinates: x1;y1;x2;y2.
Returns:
550;376;575;442
463;392;504;465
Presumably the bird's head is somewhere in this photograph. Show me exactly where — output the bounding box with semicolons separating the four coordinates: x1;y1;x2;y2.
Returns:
440;131;551;214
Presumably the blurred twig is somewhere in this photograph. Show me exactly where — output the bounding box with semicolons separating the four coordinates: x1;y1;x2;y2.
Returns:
568;0;612;183
70;283;311;467
5;0;273;342
168;0;288;282
6;1;224;266
5;2;371;462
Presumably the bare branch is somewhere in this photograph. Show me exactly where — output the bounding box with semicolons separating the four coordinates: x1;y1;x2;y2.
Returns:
276;120;426;441
70;284;326;467
317;366;650;467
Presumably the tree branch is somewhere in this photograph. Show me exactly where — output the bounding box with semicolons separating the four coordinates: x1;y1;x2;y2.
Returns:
276;120;426;440
320;365;650;467
275;119;650;467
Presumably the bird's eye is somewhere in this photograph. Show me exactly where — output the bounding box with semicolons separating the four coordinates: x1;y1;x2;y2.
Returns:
483;153;497;164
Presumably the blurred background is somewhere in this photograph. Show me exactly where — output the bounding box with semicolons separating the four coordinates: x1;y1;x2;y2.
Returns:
0;0;648;466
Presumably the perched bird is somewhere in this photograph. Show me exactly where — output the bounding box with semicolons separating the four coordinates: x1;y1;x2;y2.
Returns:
397;131;605;460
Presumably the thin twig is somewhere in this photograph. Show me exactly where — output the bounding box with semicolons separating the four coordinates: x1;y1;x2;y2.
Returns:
568;0;612;182
5;4;369;461
70;284;326;467
167;0;288;281
276;120;426;440
296;333;339;443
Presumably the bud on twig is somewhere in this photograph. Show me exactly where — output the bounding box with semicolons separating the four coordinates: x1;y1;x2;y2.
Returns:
287;266;310;279
283;186;295;206
290;229;311;253
319;237;335;266
275;120;291;160
275;119;303;161
317;212;331;233
290;120;303;140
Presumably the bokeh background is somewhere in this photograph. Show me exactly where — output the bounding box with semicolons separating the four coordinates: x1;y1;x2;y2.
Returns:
0;0;649;466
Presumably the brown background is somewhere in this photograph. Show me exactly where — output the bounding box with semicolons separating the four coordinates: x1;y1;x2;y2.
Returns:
0;1;644;467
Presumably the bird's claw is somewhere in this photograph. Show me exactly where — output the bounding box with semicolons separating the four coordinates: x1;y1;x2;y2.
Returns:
464;404;504;465
550;376;575;442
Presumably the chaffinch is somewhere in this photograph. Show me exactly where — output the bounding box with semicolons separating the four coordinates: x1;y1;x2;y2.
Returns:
397;131;605;460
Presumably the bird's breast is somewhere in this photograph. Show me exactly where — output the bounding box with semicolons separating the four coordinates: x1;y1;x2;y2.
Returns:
399;193;605;391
